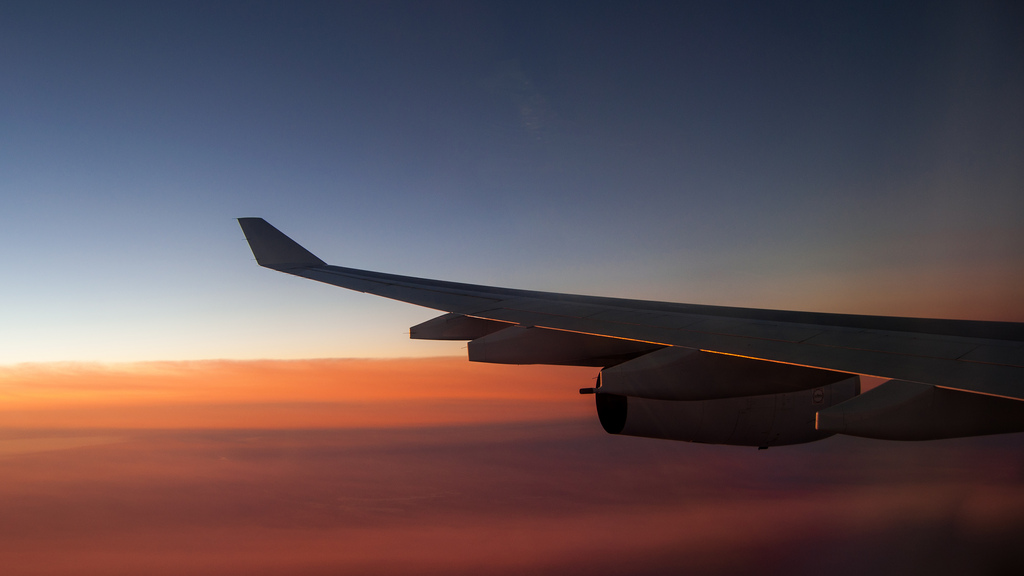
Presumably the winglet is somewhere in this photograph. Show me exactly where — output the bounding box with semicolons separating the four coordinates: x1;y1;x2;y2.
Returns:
237;218;326;270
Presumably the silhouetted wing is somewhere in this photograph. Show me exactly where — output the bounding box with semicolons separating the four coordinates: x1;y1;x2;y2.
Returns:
238;218;1024;402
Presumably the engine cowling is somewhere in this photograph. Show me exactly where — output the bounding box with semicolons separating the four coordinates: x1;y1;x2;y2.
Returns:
598;346;853;400
596;376;860;447
816;379;1024;440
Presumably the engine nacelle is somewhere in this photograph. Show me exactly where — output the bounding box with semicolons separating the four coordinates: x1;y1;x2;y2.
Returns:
816;379;1024;440
598;346;853;400
595;376;860;447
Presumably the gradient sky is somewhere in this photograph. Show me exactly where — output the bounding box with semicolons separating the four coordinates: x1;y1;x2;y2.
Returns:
2;4;1024;573
2;0;1022;363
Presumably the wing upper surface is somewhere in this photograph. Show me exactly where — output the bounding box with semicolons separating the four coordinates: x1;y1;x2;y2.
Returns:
239;218;1024;401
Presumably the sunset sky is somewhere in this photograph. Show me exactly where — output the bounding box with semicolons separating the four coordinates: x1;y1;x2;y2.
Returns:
3;0;1023;363
2;2;1023;574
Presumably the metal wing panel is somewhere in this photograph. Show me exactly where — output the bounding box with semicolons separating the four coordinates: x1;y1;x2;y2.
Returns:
293;266;503;312
586;309;694;329
238;218;1024;401
277;263;1024;400
801;330;982;360
959;344;1024;367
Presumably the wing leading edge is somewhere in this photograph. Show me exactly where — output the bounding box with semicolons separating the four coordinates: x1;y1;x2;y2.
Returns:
238;217;1024;444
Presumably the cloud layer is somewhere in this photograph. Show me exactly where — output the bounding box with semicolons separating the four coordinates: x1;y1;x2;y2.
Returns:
1;359;1021;574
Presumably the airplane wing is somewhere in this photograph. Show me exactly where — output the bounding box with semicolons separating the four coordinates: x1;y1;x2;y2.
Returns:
238;217;1024;446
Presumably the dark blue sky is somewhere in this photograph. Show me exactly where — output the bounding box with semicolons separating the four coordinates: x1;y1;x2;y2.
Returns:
2;1;1022;361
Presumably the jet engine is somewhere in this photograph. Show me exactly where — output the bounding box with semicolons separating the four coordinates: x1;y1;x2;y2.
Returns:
409;315;863;446
592;347;860;447
595;376;859;447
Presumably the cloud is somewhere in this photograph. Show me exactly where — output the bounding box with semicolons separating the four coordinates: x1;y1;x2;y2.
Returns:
1;358;1021;574
0;423;1021;575
0;435;125;457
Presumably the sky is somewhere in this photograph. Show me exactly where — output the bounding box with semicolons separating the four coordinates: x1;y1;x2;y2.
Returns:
1;2;1023;573
2;0;1023;363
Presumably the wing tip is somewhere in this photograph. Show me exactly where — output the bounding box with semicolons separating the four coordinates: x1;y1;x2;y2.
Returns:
237;217;326;269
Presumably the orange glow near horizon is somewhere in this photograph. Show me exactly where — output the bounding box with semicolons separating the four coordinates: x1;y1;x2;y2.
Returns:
0;357;597;429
